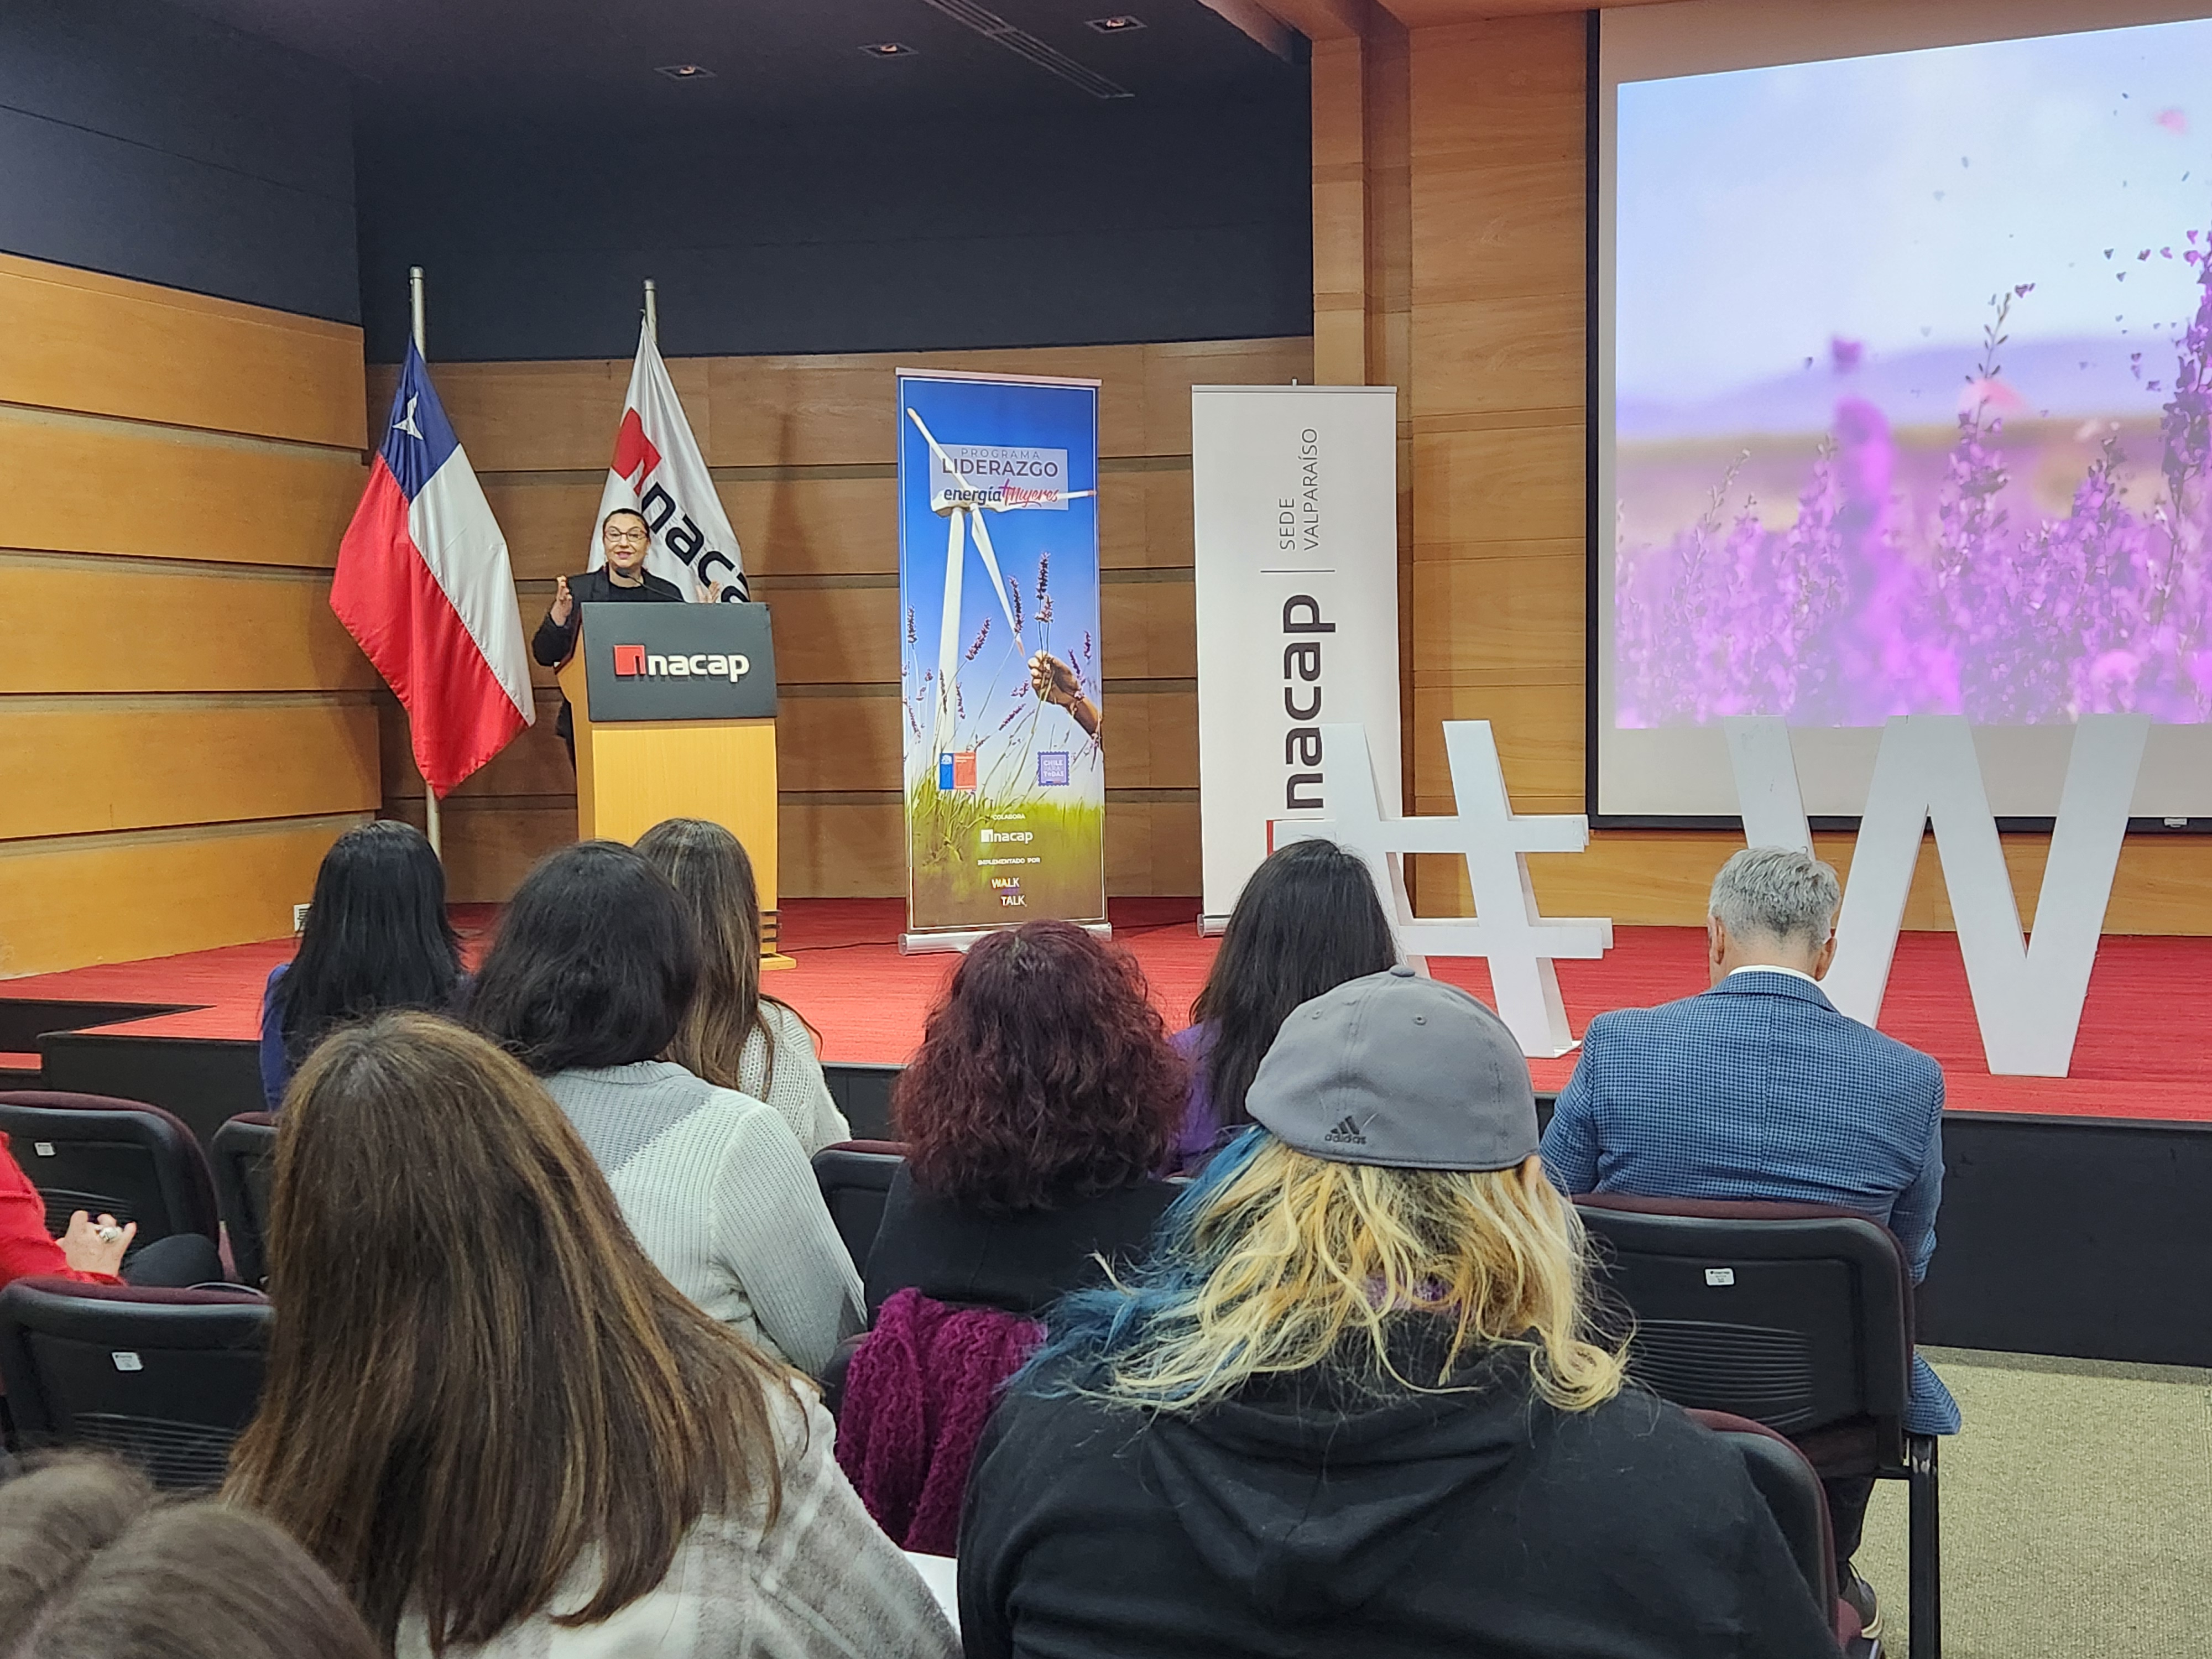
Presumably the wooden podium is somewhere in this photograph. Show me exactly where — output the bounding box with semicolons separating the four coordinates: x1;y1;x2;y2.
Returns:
556;601;789;963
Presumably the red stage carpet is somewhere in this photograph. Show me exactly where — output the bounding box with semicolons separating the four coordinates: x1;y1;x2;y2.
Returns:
6;898;2208;1122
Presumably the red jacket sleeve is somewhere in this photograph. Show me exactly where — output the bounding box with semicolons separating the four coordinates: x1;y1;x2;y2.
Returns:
0;1133;119;1288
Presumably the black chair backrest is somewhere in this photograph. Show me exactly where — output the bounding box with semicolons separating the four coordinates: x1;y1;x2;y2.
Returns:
0;1277;270;1490
211;1113;279;1288
0;1092;221;1255
812;1141;905;1275
1687;1407;1839;1619
1574;1196;1913;1452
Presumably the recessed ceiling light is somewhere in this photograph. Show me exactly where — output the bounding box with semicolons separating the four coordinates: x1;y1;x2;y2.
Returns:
860;40;914;57
654;63;715;80
1086;14;1145;32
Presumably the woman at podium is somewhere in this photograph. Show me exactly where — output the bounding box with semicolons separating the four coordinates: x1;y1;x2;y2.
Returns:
534;507;684;763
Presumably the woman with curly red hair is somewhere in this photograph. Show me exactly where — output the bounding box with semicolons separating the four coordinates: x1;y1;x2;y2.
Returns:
863;920;1187;1317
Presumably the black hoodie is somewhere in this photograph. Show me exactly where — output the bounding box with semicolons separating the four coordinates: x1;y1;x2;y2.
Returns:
957;1338;1839;1658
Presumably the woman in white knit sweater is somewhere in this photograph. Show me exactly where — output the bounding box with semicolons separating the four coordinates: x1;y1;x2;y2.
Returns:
635;817;849;1155
228;1013;953;1659
469;841;862;1376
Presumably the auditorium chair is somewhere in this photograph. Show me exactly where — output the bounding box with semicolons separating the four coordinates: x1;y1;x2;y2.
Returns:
0;1276;270;1489
0;1091;221;1262
210;1113;279;1289
812;1140;906;1275
1574;1196;1938;1658
1688;1408;1865;1654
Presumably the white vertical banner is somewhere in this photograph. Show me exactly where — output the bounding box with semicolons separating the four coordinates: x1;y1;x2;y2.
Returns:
1192;385;1403;926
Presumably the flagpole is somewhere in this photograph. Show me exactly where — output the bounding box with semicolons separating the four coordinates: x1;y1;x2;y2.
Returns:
643;278;658;345
409;264;444;863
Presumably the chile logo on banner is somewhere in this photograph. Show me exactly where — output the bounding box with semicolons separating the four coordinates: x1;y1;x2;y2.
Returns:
587;324;748;603
896;369;1104;943
332;344;533;797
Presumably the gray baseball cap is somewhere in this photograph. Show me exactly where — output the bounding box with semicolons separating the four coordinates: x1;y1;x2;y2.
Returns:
1244;965;1538;1172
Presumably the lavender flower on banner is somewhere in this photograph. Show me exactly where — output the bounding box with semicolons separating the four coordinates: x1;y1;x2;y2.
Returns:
965;618;990;661
1010;581;1023;635
906;608;917;646
1036;553;1050;603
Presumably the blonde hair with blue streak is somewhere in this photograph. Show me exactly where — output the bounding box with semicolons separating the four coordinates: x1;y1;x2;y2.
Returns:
1021;1128;1627;1415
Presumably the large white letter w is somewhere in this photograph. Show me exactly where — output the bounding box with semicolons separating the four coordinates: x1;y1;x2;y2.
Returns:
1725;715;2148;1077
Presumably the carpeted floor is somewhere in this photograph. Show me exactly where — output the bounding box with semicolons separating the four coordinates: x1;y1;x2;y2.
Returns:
1855;1346;2212;1656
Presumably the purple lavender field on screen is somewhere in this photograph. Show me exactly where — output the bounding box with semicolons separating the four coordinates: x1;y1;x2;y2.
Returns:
1614;20;2212;728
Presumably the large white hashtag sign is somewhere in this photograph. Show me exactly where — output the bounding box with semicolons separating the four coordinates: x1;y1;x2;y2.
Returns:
1273;721;1613;1057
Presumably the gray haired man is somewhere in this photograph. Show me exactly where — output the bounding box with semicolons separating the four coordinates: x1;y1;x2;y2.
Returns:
1540;846;1954;1641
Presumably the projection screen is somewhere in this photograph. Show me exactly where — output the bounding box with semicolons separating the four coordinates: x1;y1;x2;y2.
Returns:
1596;0;2212;821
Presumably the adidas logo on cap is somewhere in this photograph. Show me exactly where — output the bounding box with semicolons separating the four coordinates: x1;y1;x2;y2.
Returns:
1323;1114;1368;1146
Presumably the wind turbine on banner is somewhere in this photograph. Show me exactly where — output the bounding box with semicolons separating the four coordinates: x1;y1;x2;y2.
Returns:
906;406;1094;757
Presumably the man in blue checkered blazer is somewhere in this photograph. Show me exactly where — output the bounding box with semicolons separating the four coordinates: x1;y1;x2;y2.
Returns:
1541;846;1955;1639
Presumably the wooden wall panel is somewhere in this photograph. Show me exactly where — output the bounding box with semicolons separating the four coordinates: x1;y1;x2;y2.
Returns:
0;406;364;568
0;699;378;840
1100;579;1197;681
1409;549;1583;684
778;800;906;899
383;797;577;905
0;559;378;695
775;695;906;795
0;252;364;449
0;254;371;974
1409;422;1583;547
1108;799;1204;897
0;816;366;976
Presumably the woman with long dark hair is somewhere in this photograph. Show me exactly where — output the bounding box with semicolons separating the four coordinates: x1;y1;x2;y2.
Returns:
469;841;860;1375
226;1013;954;1658
259;820;462;1107
634;818;847;1154
864;920;1187;1317
1170;838;1397;1170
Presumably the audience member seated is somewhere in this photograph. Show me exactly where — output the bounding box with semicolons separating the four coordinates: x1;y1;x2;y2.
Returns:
2;1135;220;1290
635;817;849;1154
839;921;1185;1554
864;919;1186;1317
0;1454;380;1659
1541;844;1956;1640
260;819;465;1107
959;967;1839;1658
469;841;862;1375
224;1013;957;1659
1169;838;1397;1172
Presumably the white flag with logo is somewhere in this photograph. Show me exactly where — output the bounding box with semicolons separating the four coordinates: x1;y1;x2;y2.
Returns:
587;323;747;602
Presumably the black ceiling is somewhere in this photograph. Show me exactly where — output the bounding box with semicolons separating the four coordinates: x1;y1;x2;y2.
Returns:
159;0;1302;124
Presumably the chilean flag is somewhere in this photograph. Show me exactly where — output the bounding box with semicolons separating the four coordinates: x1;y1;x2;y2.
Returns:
333;344;533;797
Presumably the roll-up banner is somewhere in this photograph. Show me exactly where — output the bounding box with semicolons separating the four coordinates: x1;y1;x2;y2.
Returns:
897;369;1105;950
1192;385;1402;929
